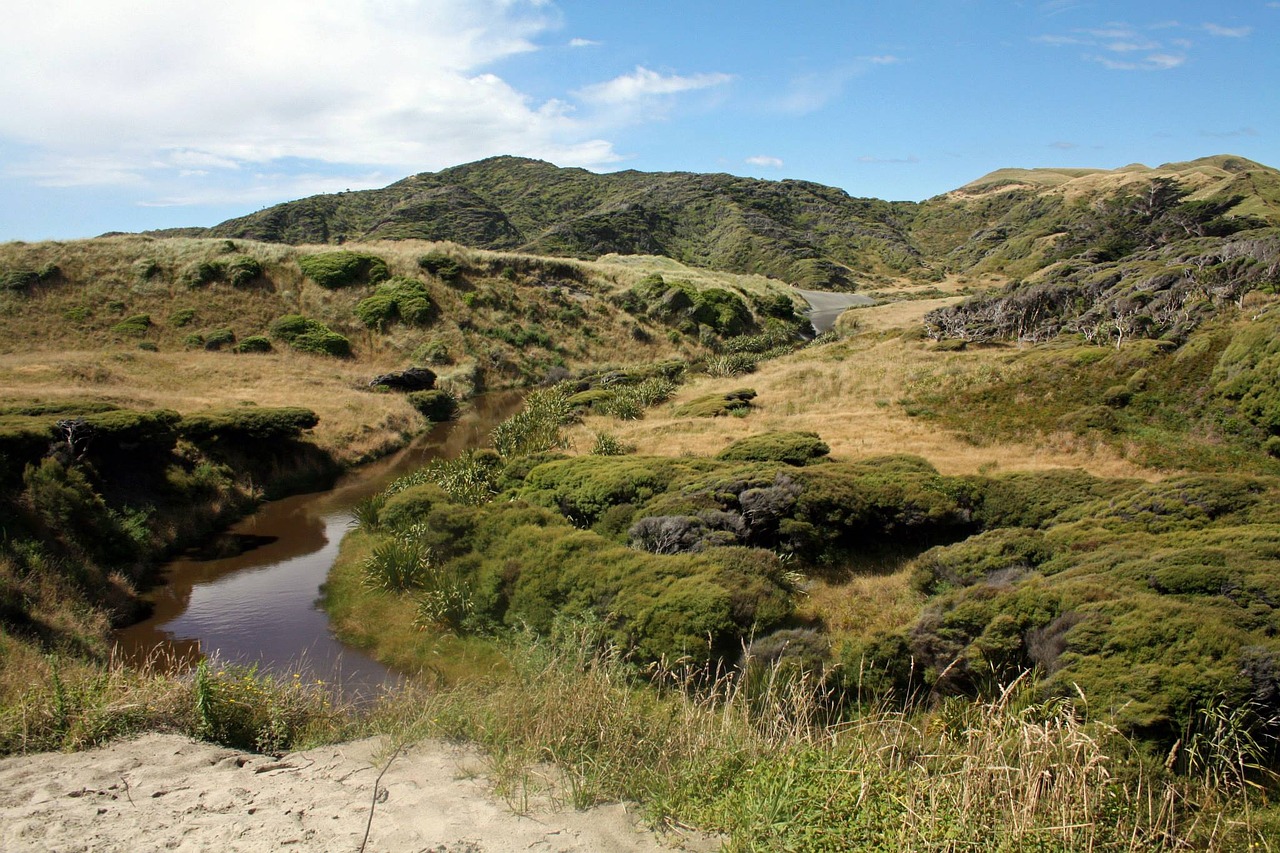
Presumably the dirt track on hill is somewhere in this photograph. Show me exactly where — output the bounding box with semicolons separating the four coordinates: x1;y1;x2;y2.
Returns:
0;734;712;852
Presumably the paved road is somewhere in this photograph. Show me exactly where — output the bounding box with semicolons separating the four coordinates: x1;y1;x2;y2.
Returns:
795;288;875;334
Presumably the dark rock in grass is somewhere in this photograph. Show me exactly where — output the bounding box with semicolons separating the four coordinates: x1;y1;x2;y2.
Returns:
369;366;437;392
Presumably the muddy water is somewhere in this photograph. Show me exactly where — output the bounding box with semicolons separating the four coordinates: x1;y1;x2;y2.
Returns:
115;391;524;697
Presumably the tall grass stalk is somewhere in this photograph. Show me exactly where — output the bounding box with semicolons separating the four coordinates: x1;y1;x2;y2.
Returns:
400;627;1276;851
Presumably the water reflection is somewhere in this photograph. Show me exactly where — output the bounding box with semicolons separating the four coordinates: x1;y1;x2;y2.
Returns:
115;391;524;698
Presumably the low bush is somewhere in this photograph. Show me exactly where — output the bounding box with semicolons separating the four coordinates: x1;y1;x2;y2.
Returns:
269;315;351;357
110;314;152;336
168;308;197;327
406;390;458;422
225;255;262;287
672;389;756;418
354;277;434;330
298;251;389;289
0;268;41;292
179;407;319;442
202;328;236;351
234;335;272;354
717;431;830;466
418;251;463;281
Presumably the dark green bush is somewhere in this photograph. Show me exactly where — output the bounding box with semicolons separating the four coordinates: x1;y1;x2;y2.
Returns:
111;314;152;336
298;251;389;289
418;251;463;281
354;277;434;330
226;256;263;287
202;328;236;351
234;335;272;354
184;260;224;287
717;431;830;466
0;268;40;292
407;390;458;422
169;308;197;327
269;315;350;357
179;407;319;442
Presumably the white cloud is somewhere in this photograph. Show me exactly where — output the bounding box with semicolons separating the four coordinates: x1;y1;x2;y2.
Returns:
575;66;733;105
568;38;600;48
1203;23;1252;37
866;55;901;65
0;1;627;199
746;155;784;168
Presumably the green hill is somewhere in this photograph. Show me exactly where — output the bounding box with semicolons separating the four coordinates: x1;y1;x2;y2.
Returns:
205;156;921;289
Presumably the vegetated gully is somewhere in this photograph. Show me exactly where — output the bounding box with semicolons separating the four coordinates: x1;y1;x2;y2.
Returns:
115;392;525;699
112;296;861;697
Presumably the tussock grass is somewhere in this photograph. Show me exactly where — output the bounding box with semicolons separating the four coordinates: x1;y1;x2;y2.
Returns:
0;639;397;755
395;627;1276;851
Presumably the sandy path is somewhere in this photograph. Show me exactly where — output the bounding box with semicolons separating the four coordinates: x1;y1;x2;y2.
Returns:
0;734;710;853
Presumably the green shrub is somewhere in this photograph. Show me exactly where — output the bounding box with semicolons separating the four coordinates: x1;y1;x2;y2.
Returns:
234;335;272;354
491;386;576;458
182;333;205;349
717;431;830;466
591;432;635;456
706;353;758;377
138;341;159;352
390;451;501;506
672;389;756;418
411;339;452;366
298;251;388;289
354;277;434;330
269;314;315;342
407;390;458;422
202;328;236;351
168;308;197;327
0;268;40;292
293;330;351;357
183;260;224;287
179;407;319;442
418;251;463;281
111;314;152;336
226;255;263;287
269;315;350;357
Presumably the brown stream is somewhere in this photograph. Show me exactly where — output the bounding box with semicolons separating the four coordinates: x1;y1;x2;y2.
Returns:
114;391;524;698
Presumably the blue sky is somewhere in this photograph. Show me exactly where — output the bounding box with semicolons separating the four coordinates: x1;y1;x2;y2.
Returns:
1;0;1276;241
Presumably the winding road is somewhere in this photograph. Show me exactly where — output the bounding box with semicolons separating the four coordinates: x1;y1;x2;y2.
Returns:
796;288;875;334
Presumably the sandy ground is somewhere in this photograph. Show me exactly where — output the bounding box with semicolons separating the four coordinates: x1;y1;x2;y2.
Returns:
0;734;714;853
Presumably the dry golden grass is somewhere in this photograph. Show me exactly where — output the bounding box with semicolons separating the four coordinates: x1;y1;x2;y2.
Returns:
794;557;924;641
567;312;1152;480
0;348;418;464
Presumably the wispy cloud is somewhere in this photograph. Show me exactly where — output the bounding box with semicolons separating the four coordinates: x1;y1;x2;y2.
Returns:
1032;18;1252;71
769;56;903;115
745;155;784;168
568;37;599;48
1202;23;1252;37
575;66;732;105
